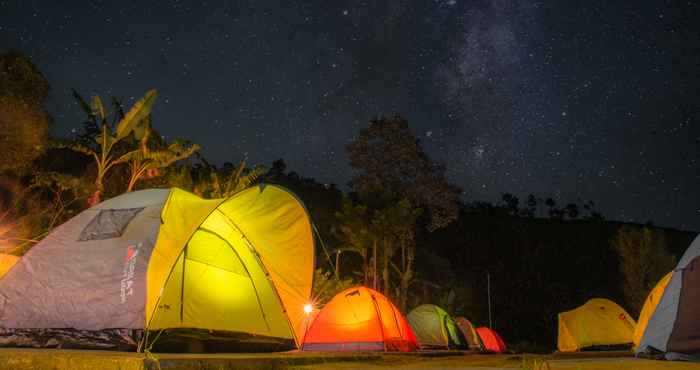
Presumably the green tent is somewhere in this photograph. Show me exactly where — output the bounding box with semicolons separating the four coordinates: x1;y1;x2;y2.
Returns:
407;304;466;349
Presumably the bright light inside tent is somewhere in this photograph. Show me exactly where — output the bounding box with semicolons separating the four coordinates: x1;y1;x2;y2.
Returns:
304;303;313;314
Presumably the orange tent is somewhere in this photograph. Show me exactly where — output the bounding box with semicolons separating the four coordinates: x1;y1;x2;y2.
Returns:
476;327;506;353
0;253;19;278
455;317;482;350
301;286;417;352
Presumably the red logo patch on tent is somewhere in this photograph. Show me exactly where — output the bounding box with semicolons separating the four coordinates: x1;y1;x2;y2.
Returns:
125;245;136;262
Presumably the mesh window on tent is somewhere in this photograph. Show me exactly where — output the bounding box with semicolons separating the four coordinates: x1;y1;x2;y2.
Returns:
78;207;144;241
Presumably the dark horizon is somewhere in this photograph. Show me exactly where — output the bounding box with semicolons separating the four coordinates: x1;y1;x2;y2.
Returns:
1;1;698;230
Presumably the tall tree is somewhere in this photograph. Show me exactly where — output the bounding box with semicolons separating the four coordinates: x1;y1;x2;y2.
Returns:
0;51;49;103
0;97;49;173
346;115;460;307
610;226;677;315
347;115;460;231
0;52;50;173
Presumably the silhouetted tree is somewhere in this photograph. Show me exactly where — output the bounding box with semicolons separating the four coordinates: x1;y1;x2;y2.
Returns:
610;226;677;315
0;52;50;173
347;115;460;231
346;115;460;308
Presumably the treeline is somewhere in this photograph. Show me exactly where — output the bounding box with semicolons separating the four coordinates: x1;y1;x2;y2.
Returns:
1;51;694;351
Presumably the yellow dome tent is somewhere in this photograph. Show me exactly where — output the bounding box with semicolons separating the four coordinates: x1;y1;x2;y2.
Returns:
633;272;673;349
557;298;636;352
0;185;314;351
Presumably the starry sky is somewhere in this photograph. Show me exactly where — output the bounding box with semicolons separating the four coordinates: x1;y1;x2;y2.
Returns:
1;1;698;230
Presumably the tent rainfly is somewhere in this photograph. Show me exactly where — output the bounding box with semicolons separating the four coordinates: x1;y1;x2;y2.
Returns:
407;304;466;350
557;298;636;352
301;286;417;352
0;186;315;352
633;271;673;349
455;317;482;350
476;327;506;353
637;235;700;361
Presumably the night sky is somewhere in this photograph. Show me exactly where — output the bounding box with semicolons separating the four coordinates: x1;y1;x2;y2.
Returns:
1;1;698;230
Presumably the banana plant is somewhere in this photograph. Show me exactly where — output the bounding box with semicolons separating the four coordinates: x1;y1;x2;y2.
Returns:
195;159;267;199
124;121;200;191
65;90;157;205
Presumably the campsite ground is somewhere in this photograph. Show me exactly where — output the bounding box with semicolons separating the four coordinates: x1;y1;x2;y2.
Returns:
292;353;700;370
1;349;699;370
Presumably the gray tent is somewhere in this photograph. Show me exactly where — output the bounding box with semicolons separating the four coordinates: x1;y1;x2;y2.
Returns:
0;187;315;352
637;235;700;361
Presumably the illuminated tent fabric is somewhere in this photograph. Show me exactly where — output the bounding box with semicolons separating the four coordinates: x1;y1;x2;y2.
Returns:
0;186;314;351
301;286;417;352
633;271;673;349
455;317;482;350
476;327;506;353
637;235;700;361
557;298;636;352
407;304;466;349
0;254;19;278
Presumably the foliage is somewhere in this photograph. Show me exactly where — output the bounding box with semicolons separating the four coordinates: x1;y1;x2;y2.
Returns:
0;178;40;254
331;196;422;309
332;197;373;285
0;51;49;104
0;52;54;250
0;52;51;174
64;89;157;204
124;119;199;191
311;268;357;307
610;226;677;315
502;193;602;220
347;115;460;231
374;199;421;310
194;159;267;198
345;116;456;309
0;96;49;172
0;169;93;255
158;164;196;191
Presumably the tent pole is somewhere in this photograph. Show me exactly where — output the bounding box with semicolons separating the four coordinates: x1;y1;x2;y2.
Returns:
370;293;387;352
487;271;492;329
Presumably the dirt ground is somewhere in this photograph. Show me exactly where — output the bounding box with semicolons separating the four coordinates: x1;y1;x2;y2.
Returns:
291;354;700;370
1;348;698;370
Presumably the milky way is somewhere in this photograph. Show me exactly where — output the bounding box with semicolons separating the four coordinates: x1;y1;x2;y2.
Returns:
1;1;698;229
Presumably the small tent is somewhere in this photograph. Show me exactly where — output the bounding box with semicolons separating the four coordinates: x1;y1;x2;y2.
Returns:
557;298;636;352
301;286;417;352
0;254;19;278
637;235;700;361
633;271;673;349
407;304;466;349
455;317;482;350
0;186;314;351
476;327;506;353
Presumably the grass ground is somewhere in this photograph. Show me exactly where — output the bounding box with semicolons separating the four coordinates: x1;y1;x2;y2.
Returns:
0;348;698;369
292;354;700;370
